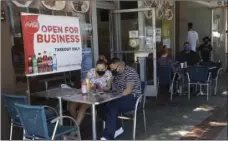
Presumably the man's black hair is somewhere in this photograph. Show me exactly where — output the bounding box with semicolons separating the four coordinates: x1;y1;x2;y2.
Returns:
203;36;211;42
110;57;121;64
188;22;193;29
184;42;190;45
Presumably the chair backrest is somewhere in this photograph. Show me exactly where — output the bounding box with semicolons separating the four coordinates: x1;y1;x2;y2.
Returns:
2;94;28;122
15;103;49;139
157;65;173;84
187;66;211;83
208;67;218;80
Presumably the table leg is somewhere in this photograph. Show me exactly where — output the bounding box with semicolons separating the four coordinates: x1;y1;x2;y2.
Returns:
58;97;63;125
91;104;97;140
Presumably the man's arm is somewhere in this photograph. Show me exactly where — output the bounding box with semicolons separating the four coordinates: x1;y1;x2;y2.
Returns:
123;81;133;96
123;73;135;96
196;32;200;47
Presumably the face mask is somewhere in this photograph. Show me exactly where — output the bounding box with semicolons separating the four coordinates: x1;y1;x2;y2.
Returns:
204;40;209;44
96;71;106;76
184;45;191;51
111;65;119;76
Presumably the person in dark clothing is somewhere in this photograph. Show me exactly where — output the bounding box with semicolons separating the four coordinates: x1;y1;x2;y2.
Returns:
157;45;176;72
198;36;212;63
176;42;201;66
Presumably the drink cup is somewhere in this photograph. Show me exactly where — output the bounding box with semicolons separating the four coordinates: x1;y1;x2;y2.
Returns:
180;63;184;68
184;62;187;68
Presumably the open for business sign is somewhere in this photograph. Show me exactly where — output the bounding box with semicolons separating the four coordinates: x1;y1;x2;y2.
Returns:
21;13;82;76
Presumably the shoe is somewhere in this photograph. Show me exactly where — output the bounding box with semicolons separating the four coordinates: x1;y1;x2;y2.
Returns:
100;137;107;140
114;127;124;138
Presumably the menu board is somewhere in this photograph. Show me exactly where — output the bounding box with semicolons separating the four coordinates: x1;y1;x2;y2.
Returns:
20;13;82;76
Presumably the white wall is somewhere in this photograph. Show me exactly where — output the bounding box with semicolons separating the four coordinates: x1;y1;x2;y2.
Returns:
187;2;212;45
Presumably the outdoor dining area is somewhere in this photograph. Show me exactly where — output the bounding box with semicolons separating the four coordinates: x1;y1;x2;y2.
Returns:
2;59;224;140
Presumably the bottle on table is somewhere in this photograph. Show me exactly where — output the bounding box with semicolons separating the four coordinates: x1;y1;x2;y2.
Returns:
37;53;43;73
53;54;57;71
81;81;87;94
32;55;38;73
47;52;53;72
43;51;48;72
86;78;91;92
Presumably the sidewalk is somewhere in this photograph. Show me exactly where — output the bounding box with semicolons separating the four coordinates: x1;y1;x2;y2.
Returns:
116;95;227;140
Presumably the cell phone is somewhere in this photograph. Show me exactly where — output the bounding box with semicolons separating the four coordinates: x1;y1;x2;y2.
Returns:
97;91;104;94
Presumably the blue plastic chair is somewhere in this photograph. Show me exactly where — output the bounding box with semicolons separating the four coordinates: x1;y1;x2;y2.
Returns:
2;95;27;140
186;66;211;101
157;66;177;101
15;103;81;140
2;94;59;140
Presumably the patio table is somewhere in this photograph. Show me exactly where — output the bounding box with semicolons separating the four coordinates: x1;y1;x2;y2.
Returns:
31;88;124;140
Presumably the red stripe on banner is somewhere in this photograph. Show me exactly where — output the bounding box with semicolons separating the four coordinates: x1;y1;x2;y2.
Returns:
21;14;39;74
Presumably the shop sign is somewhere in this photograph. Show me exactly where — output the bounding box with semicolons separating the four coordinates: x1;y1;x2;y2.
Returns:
21;13;82;76
129;30;139;38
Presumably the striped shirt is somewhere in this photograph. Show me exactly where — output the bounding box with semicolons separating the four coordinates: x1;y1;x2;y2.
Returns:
112;65;141;97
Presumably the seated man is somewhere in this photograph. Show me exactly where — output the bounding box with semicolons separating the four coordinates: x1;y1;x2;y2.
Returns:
176;42;201;66
100;57;141;140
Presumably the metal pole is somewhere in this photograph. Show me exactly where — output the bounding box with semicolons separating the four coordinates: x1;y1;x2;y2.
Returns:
138;1;146;82
91;104;97;140
58;97;63;125
26;77;31;104
152;8;157;95
173;2;176;60
91;0;99;64
211;9;214;61
225;7;228;53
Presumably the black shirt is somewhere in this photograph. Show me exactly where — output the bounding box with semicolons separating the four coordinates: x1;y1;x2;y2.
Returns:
176;50;200;66
198;44;212;62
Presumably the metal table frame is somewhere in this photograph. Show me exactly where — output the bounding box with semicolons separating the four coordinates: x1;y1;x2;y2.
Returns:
31;88;124;140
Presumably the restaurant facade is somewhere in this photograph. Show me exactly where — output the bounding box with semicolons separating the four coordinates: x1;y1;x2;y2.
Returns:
1;0;228;139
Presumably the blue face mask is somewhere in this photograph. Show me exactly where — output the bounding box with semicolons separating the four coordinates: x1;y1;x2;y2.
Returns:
184;45;191;51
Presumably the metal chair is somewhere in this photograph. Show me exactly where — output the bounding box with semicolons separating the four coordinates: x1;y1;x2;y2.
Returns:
15;103;81;140
117;81;147;140
186;66;211;101
209;67;224;95
157;66;177;101
2;94;59;140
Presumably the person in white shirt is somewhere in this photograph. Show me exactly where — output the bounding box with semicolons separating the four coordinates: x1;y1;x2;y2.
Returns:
187;22;199;52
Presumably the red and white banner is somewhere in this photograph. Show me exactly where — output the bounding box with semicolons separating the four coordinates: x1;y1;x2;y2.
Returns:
21;13;82;76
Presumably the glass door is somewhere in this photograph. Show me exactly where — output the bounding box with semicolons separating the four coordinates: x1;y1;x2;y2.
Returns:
212;7;228;69
109;8;158;97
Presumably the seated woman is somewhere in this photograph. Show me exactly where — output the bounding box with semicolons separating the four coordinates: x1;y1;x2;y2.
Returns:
157;45;176;72
68;55;112;130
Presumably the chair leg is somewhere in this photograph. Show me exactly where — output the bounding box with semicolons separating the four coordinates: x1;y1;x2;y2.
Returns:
143;109;147;135
170;83;173;101
188;83;191;100
207;84;209;101
215;79;218;95
10;122;13;140
133;112;138;140
23;129;25;140
103;121;105;130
